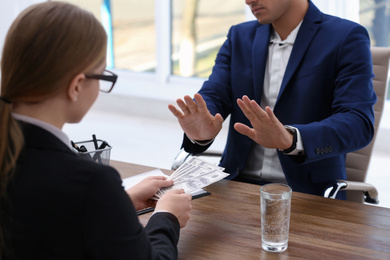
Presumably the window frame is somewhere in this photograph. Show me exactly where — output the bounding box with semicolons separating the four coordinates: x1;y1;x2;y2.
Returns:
110;0;365;101
2;0;388;104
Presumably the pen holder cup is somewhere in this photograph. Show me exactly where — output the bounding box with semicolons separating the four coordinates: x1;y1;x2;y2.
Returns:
74;139;112;165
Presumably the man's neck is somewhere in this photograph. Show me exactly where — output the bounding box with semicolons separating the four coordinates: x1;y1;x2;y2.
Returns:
272;0;309;40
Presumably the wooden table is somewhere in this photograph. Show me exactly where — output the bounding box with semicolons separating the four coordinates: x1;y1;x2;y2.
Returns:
111;160;390;259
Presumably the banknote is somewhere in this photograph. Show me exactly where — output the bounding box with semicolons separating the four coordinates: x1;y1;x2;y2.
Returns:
154;157;229;199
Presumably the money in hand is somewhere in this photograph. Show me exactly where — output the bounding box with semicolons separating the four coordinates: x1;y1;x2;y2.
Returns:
154;157;229;199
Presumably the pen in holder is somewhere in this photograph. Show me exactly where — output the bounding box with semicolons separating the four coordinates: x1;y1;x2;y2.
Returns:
71;134;112;165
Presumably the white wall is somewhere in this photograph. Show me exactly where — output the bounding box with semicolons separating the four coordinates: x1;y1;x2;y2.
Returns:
0;0;44;59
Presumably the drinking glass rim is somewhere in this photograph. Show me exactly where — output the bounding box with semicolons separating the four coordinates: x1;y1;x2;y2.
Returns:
260;183;292;195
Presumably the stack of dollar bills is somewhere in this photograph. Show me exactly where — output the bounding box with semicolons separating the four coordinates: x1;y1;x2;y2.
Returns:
154;157;229;200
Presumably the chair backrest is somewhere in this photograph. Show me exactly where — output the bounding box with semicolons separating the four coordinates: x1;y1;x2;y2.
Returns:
344;47;390;202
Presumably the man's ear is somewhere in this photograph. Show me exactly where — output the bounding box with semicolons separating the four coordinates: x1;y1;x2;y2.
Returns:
67;73;86;102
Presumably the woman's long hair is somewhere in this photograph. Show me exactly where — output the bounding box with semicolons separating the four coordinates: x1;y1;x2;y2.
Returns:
0;2;107;256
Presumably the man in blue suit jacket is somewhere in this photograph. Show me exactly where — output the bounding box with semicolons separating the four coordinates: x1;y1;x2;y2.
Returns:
168;0;376;198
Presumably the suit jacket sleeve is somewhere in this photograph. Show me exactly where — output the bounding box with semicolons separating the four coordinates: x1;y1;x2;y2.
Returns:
83;166;180;260
293;24;376;164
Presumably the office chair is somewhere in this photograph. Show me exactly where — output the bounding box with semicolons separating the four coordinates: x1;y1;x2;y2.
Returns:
172;47;390;204
324;47;390;204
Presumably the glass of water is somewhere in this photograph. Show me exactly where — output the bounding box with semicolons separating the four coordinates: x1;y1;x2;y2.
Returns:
260;183;292;252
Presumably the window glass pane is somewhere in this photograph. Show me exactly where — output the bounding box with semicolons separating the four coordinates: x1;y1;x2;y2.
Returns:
51;0;156;72
112;0;156;72
360;0;390;47
360;0;390;99
172;0;245;78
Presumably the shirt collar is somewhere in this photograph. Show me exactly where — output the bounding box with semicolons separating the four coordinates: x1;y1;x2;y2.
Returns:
12;113;73;150
270;20;303;45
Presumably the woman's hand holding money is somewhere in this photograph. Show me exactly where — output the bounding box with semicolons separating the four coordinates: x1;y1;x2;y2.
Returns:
156;189;192;228
126;176;174;211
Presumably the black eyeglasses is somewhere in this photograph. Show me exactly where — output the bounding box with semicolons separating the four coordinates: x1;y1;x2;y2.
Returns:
85;69;118;93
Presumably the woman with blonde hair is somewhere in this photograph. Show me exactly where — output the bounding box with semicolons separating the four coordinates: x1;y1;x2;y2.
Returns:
0;2;191;259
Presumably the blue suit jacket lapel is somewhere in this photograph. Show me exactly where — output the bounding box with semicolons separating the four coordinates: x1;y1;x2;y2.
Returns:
277;2;322;103
252;24;271;103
